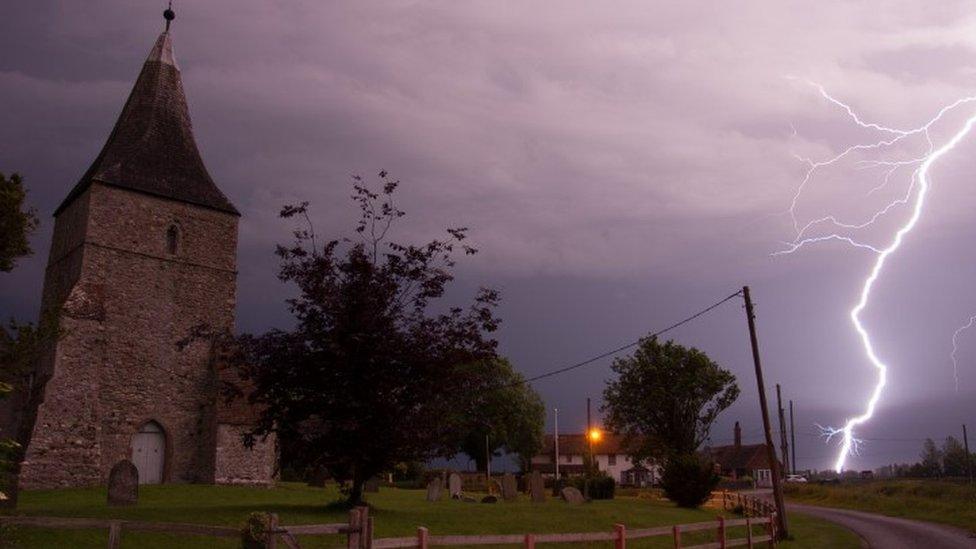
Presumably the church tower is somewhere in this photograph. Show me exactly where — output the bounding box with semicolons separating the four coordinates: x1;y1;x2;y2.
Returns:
15;14;266;488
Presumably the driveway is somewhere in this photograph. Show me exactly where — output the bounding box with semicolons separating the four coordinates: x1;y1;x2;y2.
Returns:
789;503;976;548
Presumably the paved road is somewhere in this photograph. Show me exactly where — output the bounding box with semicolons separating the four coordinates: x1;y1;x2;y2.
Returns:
790;503;976;548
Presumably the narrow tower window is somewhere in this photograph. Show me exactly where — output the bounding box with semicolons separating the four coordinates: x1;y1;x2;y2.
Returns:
166;225;179;254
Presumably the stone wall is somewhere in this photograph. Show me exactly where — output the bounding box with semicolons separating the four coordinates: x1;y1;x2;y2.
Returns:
214;424;276;486
19;183;241;488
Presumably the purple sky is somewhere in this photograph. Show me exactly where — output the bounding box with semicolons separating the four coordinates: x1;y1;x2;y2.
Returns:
4;1;976;471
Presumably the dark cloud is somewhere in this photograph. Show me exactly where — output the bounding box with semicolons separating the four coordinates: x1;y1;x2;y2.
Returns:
4;1;976;470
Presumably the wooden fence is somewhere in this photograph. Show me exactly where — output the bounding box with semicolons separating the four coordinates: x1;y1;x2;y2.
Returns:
370;515;776;549
0;508;367;549
1;493;776;549
718;491;777;518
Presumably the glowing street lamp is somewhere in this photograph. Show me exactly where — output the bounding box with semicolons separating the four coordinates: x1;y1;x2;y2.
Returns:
587;428;602;443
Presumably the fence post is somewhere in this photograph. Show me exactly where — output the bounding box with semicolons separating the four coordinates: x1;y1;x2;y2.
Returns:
267;513;279;549
672;524;681;549
746;517;753;549
717;516;726;549
347;508;363;549
107;521;122;549
766;513;776;548
524;533;535;549
365;514;374;549
417;526;429;549
614;523;626;549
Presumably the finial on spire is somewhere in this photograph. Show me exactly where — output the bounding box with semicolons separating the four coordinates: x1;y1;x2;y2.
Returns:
163;1;175;32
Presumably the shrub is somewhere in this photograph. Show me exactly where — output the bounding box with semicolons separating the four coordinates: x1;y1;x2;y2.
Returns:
240;512;269;549
660;454;719;508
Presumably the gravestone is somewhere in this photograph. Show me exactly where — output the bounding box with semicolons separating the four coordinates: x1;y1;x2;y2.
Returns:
481;495;498;503
501;473;518;501
107;459;139;506
529;471;546;503
488;479;502;495
560;486;585;504
462;495;477;503
426;477;443;502
364;477;380;493
448;472;463;498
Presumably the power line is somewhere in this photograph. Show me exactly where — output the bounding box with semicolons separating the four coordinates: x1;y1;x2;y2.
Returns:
519;290;744;385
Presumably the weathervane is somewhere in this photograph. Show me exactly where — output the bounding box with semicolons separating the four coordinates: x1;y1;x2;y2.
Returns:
164;1;175;32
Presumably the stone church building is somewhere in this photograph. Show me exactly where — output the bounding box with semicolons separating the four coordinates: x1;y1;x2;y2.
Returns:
2;24;277;488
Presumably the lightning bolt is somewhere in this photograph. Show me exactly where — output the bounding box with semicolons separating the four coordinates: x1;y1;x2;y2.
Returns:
780;82;976;472
950;315;976;393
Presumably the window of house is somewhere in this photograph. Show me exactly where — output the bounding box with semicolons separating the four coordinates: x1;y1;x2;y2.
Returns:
166;225;179;254
608;454;617;466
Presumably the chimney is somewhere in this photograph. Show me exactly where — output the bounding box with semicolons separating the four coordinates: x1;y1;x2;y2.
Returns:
734;421;742;449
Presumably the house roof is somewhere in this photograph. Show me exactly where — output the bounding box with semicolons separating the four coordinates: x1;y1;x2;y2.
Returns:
708;443;776;471
541;433;643;456
55;31;238;216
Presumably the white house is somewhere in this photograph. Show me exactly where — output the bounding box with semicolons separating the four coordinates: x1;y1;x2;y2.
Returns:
530;433;659;486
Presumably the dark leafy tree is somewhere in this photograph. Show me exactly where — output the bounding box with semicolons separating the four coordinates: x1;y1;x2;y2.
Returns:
658;453;719;507
232;172;501;505
919;438;942;478
602;337;739;463
456;358;545;472
941;436;970;477
0;172;39;272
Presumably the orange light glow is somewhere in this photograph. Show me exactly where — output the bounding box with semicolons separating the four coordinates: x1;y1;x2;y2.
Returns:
587;429;602;442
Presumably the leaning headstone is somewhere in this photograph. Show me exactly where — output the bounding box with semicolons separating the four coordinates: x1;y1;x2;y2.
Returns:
488;479;502;495
448;472;463;498
560;486;585;504
481;495;498;503
364;477;380;493
426;477;443;502
501;473;518;501
529;471;546;503
107;459;139;506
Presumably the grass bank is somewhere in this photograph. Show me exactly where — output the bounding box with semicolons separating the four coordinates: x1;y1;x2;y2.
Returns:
785;479;976;533
2;483;858;548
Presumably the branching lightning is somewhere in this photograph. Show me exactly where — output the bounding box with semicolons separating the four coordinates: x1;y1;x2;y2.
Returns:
781;81;976;472
950;315;976;393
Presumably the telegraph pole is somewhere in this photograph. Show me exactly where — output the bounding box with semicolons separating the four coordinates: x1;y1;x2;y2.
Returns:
585;397;592;499
554;408;560;481
776;384;790;476
742;286;789;538
789;400;797;476
964;424;972;484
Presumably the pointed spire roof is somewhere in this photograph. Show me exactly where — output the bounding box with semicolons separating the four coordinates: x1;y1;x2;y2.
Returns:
56;31;238;216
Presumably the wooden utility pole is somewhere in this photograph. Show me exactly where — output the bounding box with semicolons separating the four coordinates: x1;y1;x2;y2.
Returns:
742;286;788;538
776;384;790;476
554;408;560;481
789;400;797;476
964;424;972;484
585;397;592;499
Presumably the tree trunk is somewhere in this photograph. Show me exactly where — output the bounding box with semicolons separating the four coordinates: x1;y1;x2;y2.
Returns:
347;476;365;506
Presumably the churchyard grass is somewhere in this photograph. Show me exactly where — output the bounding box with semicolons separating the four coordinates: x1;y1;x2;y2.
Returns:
785;479;976;532
2;482;858;548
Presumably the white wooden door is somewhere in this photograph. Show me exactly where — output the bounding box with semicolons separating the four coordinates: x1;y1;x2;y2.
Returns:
132;421;165;484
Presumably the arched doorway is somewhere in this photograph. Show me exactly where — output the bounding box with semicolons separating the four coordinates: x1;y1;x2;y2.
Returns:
132;421;165;484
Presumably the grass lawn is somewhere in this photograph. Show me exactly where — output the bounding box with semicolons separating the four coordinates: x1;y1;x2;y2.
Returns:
785;479;976;533
1;483;859;548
